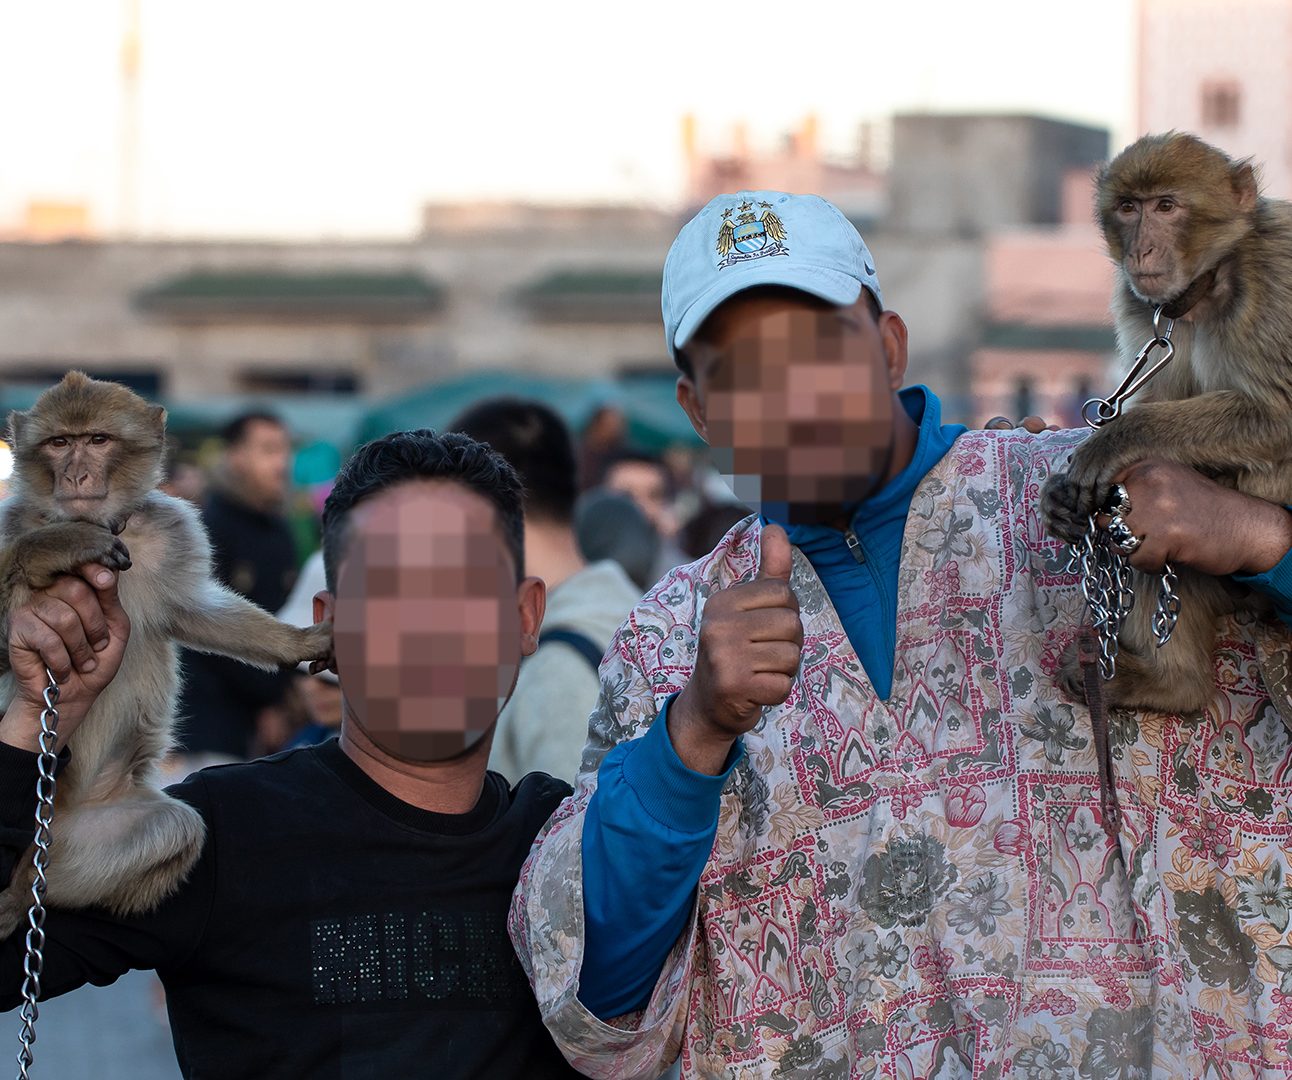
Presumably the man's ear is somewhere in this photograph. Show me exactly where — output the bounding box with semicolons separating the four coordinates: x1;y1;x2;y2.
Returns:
517;576;546;658
877;310;910;391
676;374;709;443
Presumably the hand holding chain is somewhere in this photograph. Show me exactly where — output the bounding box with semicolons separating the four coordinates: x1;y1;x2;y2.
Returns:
15;669;59;1080
1073;306;1182;677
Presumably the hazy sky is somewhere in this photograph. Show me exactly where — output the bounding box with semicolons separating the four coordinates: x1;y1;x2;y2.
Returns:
0;0;1136;238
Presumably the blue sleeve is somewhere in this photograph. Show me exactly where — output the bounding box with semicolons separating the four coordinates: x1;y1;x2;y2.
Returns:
1234;513;1292;628
577;695;743;1020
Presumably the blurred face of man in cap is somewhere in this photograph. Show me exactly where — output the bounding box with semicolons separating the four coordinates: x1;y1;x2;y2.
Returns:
676;287;913;524
665;191;917;527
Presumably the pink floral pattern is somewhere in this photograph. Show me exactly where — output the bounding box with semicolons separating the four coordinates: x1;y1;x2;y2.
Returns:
509;429;1292;1078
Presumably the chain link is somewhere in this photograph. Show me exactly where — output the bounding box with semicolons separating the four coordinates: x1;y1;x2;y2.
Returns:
1072;304;1182;674
15;669;59;1080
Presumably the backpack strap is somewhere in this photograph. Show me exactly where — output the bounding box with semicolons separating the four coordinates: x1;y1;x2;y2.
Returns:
537;627;604;673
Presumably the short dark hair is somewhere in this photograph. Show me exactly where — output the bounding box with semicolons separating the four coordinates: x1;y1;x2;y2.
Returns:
675;284;884;379
320;429;525;592
221;410;286;448
448;398;579;524
597;447;672;493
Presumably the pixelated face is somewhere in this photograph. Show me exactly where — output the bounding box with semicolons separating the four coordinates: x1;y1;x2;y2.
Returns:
681;292;900;512
329;479;535;762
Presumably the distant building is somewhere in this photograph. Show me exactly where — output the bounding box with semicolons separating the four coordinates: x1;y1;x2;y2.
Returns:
887;114;1108;236
1138;0;1292;198
682;115;887;221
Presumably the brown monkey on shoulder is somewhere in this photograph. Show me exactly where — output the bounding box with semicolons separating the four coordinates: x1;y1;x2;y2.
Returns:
1041;132;1292;713
0;372;332;936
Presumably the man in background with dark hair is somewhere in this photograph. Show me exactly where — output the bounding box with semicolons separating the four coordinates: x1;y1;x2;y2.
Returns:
0;429;581;1078
451;398;641;784
175;411;300;765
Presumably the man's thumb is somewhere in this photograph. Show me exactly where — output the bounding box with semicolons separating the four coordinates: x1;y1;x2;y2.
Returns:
757;524;793;581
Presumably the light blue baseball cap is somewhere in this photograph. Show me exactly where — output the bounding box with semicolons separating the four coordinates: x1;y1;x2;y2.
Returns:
661;190;883;367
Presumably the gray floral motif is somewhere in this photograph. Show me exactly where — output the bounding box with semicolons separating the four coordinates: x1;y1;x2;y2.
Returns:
1065;808;1102;853
1020;703;1088;764
1079;1005;1153;1080
858;834;958;928
1015;1035;1075;1080
1237;859;1292;932
1176;888;1257;991
844;929;911;1002
947;872;1011;935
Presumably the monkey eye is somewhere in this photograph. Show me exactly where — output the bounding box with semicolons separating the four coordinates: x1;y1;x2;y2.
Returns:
89;433;112;445
1157;197;1176;213
48;436;69;448
1117;199;1137;214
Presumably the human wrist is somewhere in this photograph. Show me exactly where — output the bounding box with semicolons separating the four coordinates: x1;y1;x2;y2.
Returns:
667;690;738;775
1236;502;1292;575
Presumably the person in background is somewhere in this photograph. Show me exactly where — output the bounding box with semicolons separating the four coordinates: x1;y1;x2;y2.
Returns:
599;448;688;578
573;488;661;593
174;411;301;767
451;399;642;785
577;402;627;491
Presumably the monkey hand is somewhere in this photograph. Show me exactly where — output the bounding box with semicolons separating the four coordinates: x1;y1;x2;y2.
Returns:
1039;471;1090;546
12;521;131;592
299;620;335;675
1061;422;1150;525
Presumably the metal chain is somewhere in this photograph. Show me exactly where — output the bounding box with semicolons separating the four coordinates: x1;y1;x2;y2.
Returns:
1072;305;1182;670
15;669;59;1080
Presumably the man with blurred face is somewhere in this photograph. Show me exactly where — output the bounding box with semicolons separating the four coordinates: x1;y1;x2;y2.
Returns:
0;430;583;1078
175;411;301;764
512;193;1292;1076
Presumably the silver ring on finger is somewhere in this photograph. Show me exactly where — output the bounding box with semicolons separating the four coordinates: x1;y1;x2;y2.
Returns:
1104;482;1132;518
1107;514;1143;554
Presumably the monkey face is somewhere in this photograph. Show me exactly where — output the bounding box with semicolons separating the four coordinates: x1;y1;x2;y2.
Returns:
329;479;543;763
680;290;900;522
1099;133;1259;306
9;371;166;530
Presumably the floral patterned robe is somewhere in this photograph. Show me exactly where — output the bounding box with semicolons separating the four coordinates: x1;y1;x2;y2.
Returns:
509;428;1292;1079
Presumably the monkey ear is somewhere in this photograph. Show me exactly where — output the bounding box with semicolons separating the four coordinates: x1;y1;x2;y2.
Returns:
1233;161;1259;212
149;404;168;432
6;409;25;446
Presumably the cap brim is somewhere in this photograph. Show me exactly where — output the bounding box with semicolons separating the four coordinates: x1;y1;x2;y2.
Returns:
672;262;865;357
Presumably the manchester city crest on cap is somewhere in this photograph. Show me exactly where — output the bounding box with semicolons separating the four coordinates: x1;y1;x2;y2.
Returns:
715;199;788;270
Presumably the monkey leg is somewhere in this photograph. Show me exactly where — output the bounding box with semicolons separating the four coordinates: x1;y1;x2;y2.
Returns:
41;790;206;918
1101;572;1229;714
1054;572;1229;715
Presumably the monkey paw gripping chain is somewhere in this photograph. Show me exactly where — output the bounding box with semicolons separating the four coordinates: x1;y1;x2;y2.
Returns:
15;671;59;1080
1073;306;1181;678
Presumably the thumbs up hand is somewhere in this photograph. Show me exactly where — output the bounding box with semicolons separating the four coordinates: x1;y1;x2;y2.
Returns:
668;524;805;774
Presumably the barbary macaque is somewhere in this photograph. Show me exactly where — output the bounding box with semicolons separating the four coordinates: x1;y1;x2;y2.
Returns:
1042;132;1292;713
0;372;332;935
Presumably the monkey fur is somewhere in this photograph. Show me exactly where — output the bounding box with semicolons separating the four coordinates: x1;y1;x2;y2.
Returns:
1041;132;1292;714
0;372;332;936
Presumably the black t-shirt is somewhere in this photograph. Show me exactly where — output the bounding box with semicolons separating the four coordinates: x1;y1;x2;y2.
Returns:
0;740;580;1079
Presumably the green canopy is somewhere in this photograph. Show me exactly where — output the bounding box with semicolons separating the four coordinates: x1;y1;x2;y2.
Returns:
357;370;700;452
